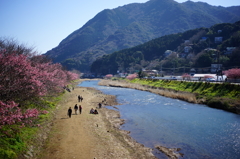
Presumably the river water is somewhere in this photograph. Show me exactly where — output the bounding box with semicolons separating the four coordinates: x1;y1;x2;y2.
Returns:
79;80;240;159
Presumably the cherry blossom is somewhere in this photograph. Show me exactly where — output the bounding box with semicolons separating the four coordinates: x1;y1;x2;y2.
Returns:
126;73;138;80
223;68;240;79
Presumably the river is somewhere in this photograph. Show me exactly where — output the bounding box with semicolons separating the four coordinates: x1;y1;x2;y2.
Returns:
79;80;240;159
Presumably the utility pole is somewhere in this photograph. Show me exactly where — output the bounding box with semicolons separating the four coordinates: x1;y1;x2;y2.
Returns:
160;64;162;76
217;50;220;81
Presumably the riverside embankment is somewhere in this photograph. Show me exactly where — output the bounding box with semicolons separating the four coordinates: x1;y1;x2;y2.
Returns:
98;79;240;114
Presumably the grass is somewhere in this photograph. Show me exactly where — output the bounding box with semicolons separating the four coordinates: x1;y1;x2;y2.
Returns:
0;92;65;159
130;79;240;99
0;125;38;159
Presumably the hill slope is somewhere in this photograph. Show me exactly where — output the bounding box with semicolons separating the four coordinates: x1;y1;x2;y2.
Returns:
45;0;240;71
91;21;240;74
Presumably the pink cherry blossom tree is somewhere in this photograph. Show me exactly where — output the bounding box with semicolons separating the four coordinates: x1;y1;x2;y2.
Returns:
0;39;79;130
126;73;138;80
223;68;240;79
105;74;113;79
0;101;39;128
181;73;191;80
0;53;46;103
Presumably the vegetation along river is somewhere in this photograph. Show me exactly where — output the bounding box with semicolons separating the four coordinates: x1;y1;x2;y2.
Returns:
79;80;240;159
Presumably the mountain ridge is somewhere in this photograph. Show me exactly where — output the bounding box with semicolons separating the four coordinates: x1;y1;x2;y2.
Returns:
45;0;240;72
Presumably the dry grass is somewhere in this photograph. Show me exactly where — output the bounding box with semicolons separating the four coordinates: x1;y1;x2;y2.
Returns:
98;80;197;103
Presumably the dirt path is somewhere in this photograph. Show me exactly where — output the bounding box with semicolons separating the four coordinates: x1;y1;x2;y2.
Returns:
38;80;156;159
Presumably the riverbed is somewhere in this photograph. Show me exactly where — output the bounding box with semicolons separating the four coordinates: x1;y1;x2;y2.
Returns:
79;80;240;159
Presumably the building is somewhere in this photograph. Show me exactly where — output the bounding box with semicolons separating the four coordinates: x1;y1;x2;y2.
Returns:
184;46;192;53
211;64;222;73
164;50;174;57
200;37;208;41
225;47;236;55
215;37;223;43
143;70;158;76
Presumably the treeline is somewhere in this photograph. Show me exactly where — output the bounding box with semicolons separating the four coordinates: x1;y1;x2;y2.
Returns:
0;39;79;158
91;21;240;75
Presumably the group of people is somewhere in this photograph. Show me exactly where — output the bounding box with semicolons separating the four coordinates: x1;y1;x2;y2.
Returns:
90;108;98;114
63;86;71;92
74;104;82;115
67;104;82;118
78;95;83;102
67;96;103;118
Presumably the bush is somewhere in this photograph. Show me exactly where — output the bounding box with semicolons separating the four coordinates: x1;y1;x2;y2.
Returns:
0;149;17;159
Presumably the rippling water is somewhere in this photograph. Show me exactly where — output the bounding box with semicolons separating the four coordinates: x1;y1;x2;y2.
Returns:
79;80;240;159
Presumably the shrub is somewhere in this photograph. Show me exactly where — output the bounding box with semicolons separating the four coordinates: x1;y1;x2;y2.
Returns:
105;74;113;79
126;73;138;80
0;149;17;159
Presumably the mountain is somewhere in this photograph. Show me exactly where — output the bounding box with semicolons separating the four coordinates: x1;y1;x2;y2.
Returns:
45;0;240;72
91;21;240;75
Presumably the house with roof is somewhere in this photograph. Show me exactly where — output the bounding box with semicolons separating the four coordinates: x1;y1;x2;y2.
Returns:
143;70;158;76
211;64;222;73
179;53;187;58
225;47;236;55
184;46;192;53
164;50;174;57
215;37;223;43
200;37;208;42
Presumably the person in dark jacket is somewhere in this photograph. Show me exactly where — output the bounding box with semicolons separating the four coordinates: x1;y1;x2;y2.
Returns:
79;105;82;114
68;107;72;118
74;104;78;115
98;102;102;108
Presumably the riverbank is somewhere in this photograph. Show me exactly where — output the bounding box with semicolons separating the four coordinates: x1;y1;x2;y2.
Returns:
38;79;156;159
98;79;240;114
98;79;197;103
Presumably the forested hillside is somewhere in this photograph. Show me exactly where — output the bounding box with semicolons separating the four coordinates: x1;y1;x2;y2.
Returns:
45;0;240;72
91;21;240;75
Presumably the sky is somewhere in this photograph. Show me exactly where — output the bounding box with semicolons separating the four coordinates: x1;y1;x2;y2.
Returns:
1;0;239;54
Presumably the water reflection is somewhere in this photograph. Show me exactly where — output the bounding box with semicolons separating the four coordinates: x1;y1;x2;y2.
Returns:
79;80;240;159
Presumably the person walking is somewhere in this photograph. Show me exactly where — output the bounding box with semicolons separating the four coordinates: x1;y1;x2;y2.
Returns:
98;102;102;108
80;96;83;102
78;95;81;102
67;107;72;118
74;104;78;115
79;105;82;114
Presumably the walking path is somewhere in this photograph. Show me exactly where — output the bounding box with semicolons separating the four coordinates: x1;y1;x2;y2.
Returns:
39;80;155;159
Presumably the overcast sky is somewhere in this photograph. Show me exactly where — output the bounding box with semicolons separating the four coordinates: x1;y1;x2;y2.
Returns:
1;0;239;54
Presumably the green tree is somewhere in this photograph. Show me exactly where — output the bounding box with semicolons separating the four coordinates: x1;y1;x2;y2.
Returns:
195;53;213;67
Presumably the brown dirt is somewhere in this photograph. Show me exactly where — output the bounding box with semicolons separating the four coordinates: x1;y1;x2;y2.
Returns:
38;79;156;159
